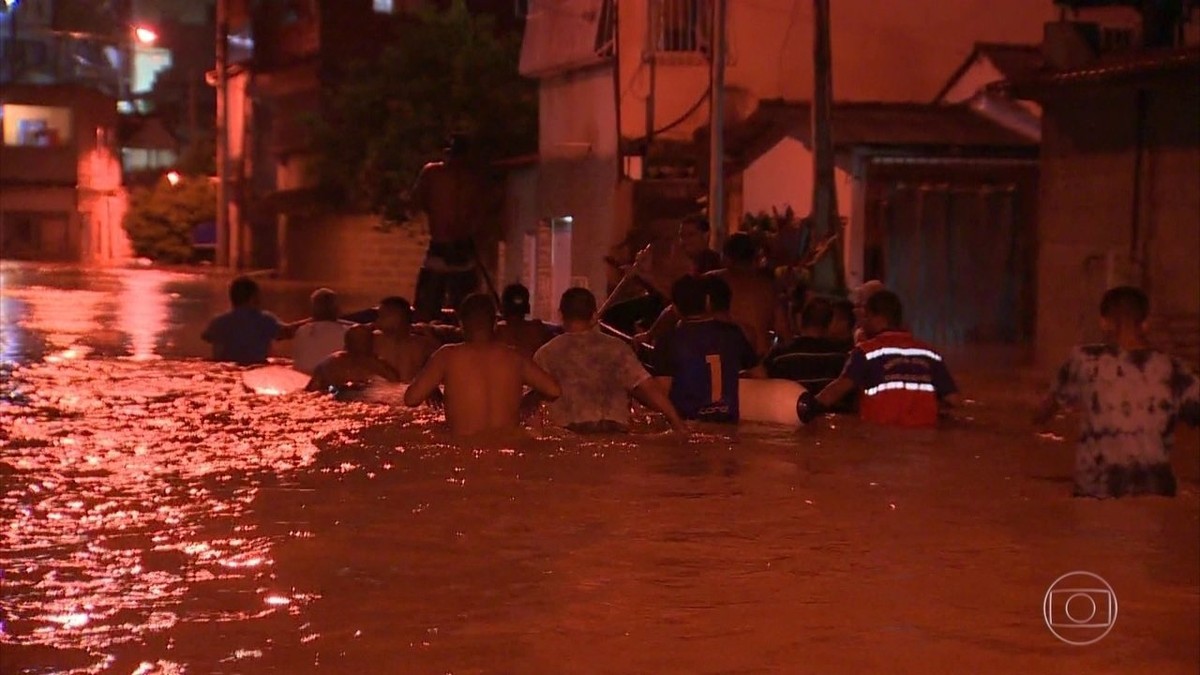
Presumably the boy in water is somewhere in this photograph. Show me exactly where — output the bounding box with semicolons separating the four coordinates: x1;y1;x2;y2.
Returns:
496;283;557;357
373;296;439;382
291;288;351;375
306;325;400;392
1034;286;1200;498
652;275;757;423
534;288;687;435
403;293;561;437
202;276;289;365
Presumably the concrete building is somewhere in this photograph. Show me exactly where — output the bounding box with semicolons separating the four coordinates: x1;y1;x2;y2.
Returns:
0;84;129;262
984;1;1200;369
510;0;1058;317
1007;47;1200;368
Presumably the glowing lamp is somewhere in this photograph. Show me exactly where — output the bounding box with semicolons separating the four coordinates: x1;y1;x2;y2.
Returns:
134;26;158;45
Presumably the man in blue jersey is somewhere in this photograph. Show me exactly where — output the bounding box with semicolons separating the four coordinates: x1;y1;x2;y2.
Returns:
651;275;757;423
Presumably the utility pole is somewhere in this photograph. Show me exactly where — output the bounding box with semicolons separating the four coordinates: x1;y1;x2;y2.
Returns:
215;0;230;268
707;0;727;251
807;0;845;293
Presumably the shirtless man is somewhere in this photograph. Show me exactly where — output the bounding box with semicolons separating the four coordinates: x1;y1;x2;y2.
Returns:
409;134;490;322
604;214;720;337
495;283;557;358
704;232;777;358
373;296;439;382
403;293;561;437
643;214;721;295
306;325;401;393
639;232;776;355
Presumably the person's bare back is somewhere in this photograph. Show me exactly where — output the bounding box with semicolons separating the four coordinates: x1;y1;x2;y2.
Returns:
375;330;439;382
707;267;776;357
496;318;556;358
404;294;560;437
412;155;487;244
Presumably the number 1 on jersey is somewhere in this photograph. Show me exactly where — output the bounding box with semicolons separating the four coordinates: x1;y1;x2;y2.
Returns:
705;354;722;402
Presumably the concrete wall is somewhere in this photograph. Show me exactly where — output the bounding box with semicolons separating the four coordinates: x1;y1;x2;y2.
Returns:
1035;77;1200;367
535;66;623;299
283;213;429;302
500;165;539;286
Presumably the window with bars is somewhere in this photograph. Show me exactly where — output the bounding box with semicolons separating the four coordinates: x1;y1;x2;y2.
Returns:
650;0;711;54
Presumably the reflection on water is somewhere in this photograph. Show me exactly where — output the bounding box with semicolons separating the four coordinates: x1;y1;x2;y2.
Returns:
113;269;178;361
1;359;402;673
0;261;378;365
1;262;1198;674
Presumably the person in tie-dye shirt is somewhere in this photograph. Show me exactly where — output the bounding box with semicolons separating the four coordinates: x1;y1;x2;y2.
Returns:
1035;286;1200;498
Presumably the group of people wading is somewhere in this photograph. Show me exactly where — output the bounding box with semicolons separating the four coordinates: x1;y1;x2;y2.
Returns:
201;135;1200;501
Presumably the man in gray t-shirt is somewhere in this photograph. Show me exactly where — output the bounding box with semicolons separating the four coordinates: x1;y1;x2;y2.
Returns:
534;288;686;435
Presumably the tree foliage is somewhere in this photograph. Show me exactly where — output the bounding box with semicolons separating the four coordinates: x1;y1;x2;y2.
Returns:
123;175;217;263
311;1;536;223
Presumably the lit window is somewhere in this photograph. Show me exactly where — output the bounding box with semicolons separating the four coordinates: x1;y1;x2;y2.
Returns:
1;104;73;147
373;0;394;14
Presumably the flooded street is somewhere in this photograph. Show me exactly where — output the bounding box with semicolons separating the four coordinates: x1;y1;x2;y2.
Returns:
1;261;1197;674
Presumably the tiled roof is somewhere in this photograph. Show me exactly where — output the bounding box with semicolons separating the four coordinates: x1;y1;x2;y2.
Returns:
997;46;1200;96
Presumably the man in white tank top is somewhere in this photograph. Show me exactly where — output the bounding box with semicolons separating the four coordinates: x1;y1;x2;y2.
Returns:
292;288;352;374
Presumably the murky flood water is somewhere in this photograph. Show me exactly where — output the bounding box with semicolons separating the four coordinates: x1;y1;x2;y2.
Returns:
1;261;1197;674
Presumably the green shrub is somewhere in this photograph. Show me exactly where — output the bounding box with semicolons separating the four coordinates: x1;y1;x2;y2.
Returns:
123;175;216;263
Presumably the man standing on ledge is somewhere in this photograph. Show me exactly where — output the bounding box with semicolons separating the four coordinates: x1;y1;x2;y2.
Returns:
409;133;489;322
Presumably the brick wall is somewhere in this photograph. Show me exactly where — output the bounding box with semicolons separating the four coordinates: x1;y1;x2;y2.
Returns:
284;213;429;302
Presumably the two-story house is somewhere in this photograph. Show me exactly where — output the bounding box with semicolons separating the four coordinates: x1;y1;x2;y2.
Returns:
509;0;1057;318
0;84;128;262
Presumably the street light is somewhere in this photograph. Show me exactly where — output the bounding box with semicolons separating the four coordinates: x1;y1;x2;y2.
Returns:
166;171;181;186
133;26;158;45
